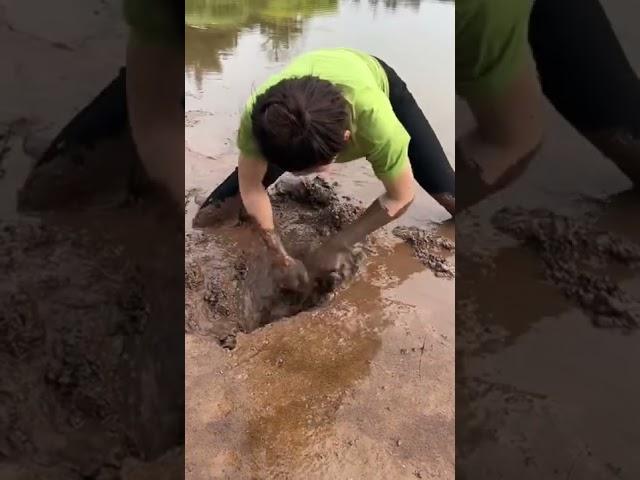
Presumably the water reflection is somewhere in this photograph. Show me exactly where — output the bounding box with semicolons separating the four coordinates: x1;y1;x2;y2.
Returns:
185;0;338;80
185;0;439;81
353;0;423;10
185;27;238;87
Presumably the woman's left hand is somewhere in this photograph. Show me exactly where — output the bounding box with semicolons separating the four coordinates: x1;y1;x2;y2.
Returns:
304;241;351;277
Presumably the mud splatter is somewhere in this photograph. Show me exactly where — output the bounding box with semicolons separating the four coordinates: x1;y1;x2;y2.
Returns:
185;177;370;349
393;226;455;279
493;207;640;330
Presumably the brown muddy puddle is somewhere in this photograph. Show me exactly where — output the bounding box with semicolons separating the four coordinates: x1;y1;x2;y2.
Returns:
185;178;455;477
455;6;640;472
186;222;454;479
457;199;640;479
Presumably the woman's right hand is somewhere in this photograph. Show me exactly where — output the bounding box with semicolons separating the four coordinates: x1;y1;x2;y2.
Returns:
272;253;310;292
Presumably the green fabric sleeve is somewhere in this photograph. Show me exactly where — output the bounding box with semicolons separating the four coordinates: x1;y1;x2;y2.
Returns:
236;102;262;158
359;92;411;180
456;0;533;100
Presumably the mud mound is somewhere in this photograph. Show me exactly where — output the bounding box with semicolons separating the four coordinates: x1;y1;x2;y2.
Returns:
271;176;364;239
0;221;153;477
393;226;455;279
493;207;640;330
185;177;368;349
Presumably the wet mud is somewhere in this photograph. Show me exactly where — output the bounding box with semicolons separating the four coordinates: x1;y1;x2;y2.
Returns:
0;125;11;178
393;225;455;279
183;2;455;477
186;177;373;349
185;180;456;480
0;219;182;478
493;207;640;330
0;0;189;476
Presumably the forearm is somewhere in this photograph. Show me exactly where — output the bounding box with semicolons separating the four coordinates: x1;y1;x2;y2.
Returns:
458;128;541;186
330;194;414;248
456;138;541;211
241;187;292;264
464;57;544;186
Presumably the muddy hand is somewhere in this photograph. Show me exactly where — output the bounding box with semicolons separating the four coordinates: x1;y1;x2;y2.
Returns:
272;255;310;293
304;243;351;277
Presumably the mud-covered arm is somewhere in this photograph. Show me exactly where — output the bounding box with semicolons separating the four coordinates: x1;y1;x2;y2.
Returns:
238;154;291;265
329;164;416;249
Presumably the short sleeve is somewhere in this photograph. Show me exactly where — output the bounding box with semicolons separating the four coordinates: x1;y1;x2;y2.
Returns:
359;94;411;180
236;102;262;158
456;0;533;100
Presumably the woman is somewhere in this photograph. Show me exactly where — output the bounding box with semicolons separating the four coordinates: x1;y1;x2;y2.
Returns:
194;48;455;274
455;0;640;209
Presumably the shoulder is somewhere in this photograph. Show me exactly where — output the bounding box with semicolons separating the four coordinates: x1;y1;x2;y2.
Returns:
353;89;406;143
456;0;534;99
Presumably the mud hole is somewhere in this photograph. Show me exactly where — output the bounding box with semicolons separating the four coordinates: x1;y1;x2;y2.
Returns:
493;207;640;330
393;225;455;279
185;177;374;350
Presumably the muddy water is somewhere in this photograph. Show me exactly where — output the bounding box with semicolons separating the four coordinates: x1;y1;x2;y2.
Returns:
456;1;640;477
187;242;454;478
185;0;455;478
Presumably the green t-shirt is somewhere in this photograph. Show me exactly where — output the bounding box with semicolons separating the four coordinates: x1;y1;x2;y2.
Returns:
456;0;533;100
237;48;411;180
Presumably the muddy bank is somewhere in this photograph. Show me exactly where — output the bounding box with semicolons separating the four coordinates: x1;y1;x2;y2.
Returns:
186;177;372;349
185;183;456;479
0;220;180;478
3;138;184;477
393;225;455;279
493;207;640;330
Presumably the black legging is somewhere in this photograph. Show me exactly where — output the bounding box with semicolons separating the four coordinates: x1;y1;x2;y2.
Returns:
200;58;455;208
530;0;640;135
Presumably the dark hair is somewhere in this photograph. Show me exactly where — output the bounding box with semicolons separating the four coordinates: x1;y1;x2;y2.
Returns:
251;76;349;171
